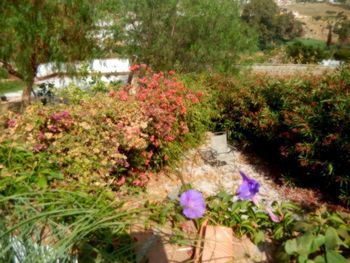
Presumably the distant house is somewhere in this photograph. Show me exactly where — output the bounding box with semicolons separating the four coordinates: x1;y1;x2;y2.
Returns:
35;58;130;89
275;0;293;5
328;0;342;3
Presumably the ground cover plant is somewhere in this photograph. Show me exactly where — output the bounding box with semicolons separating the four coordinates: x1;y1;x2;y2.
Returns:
210;66;350;206
148;172;350;262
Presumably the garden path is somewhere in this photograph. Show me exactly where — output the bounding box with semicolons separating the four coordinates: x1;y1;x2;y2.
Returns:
147;132;331;210
147;132;284;205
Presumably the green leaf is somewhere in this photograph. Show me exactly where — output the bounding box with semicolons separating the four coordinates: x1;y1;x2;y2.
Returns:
325;227;340;250
328;214;345;224
274;225;284;239
328;163;333;175
325;250;348;263
310;234;325;254
36;175;48;188
253;230;264;245
48;171;64;180
240;222;256;234
294;222;315;232
285;239;298;255
217;191;231;202
337;226;350;245
298;254;308;263
313;255;326;263
297;233;314;256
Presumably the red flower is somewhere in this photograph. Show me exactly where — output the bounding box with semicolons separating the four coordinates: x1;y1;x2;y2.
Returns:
130;64;140;72
108;90;117;97
118;91;128;101
164;135;175;142
186;93;199;104
34;144;47;152
116;176;126;186
7;119;16;128
132;179;143;187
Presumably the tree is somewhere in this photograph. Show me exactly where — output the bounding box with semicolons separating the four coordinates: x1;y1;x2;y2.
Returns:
241;0;303;49
321;12;347;46
334;17;350;44
120;0;256;72
0;0;106;103
276;12;304;41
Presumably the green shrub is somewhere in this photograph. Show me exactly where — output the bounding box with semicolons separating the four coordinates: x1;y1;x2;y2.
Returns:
287;41;326;63
0;142;63;195
334;48;350;62
0;68;8;79
0;67;209;189
280;208;350;262
213;67;350;205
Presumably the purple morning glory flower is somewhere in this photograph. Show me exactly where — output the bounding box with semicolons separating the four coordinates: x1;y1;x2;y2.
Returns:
237;170;260;201
180;189;206;219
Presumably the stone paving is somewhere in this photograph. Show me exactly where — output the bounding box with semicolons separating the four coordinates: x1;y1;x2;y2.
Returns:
147;132;283;206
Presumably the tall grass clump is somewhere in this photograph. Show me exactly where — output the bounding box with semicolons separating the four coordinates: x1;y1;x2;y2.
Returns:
0;189;146;262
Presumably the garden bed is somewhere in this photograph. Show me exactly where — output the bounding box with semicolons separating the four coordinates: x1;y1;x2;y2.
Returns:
0;66;349;262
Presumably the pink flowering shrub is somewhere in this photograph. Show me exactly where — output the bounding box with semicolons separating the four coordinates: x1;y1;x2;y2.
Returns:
0;66;208;188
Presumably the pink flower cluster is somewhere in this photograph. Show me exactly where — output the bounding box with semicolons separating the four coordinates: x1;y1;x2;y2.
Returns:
111;65;203;186
125;66;201;149
34;110;74;152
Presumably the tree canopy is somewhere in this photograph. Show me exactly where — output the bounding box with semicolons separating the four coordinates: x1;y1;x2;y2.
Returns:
0;0;106;102
120;0;257;72
241;0;303;49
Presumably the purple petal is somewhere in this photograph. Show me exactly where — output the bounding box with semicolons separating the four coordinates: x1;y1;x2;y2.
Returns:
180;189;203;206
237;170;260;200
179;189;206;219
266;207;282;223
251;196;259;206
183;205;206;219
239;170;249;181
237;181;252;199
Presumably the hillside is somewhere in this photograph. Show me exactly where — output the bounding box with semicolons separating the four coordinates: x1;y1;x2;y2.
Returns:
282;2;350;41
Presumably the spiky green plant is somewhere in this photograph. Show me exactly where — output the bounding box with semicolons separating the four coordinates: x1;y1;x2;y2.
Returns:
0;189;147;262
